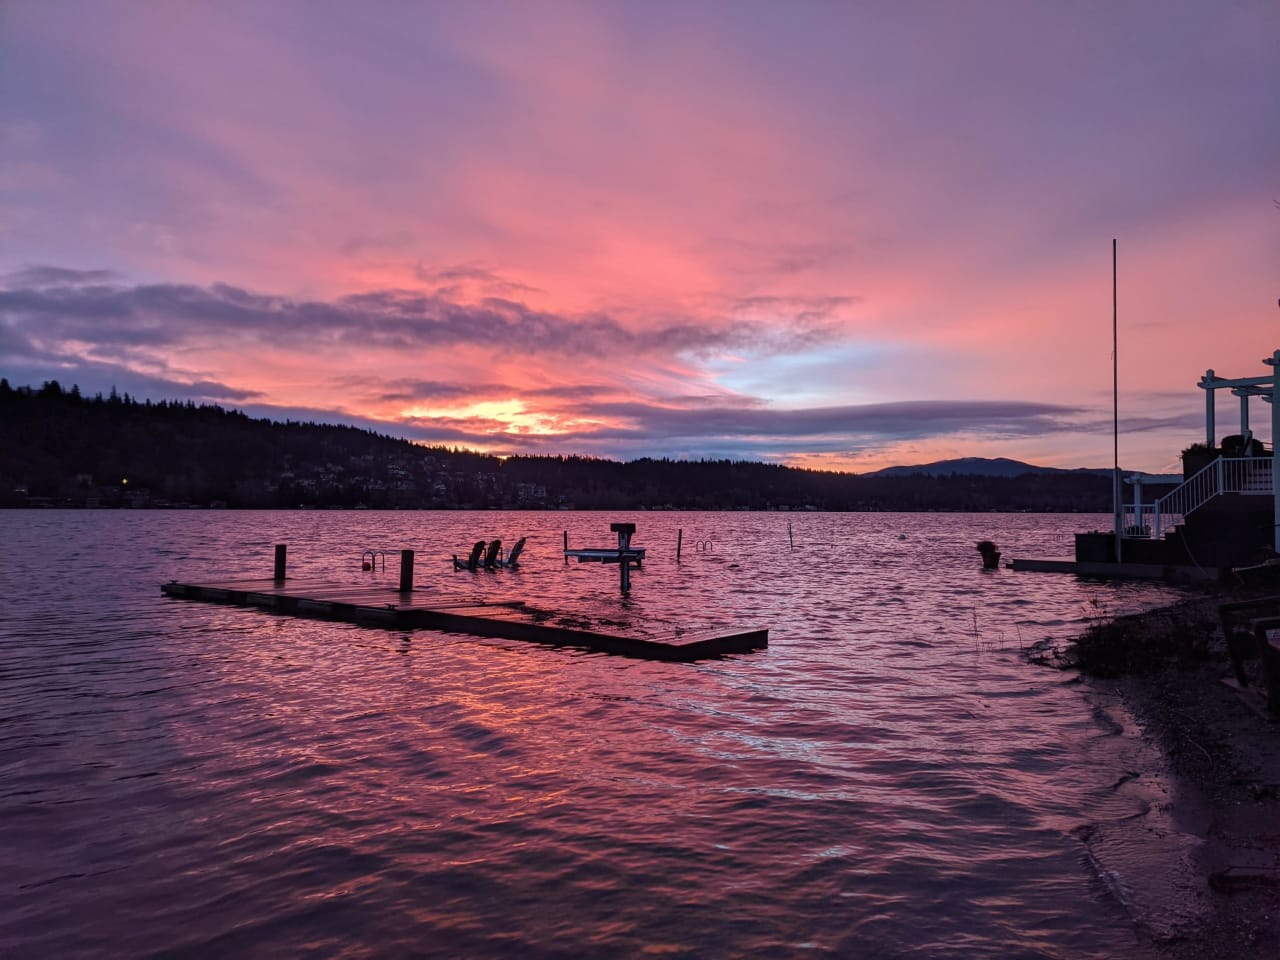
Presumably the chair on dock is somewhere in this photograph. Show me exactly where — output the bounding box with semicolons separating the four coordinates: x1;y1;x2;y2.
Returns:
453;540;486;572
482;539;503;570
500;537;526;568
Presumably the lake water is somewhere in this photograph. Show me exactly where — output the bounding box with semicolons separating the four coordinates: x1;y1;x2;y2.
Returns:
1;510;1200;958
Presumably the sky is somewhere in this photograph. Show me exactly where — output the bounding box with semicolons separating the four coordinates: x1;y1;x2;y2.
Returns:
1;0;1277;473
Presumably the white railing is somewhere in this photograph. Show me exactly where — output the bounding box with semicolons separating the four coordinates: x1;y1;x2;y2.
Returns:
1122;503;1181;540
1131;457;1274;539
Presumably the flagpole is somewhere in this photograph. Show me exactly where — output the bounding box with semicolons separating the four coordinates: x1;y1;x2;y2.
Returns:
1112;239;1122;563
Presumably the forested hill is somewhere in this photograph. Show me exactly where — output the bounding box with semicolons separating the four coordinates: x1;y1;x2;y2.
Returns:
0;379;1117;511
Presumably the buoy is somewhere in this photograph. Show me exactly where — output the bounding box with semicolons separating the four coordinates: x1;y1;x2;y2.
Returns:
362;560;372;571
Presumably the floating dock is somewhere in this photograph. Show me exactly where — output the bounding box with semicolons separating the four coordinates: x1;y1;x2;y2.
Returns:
160;578;768;662
1007;558;1217;581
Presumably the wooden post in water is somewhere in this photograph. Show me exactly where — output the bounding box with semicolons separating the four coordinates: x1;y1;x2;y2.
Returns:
274;544;287;581
399;549;415;592
563;530;569;564
676;528;683;562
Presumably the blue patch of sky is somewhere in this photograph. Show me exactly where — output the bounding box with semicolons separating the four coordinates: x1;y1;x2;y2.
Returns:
706;343;903;407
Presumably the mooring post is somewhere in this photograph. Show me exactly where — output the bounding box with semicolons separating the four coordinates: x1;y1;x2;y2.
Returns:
399;549;415;592
563;530;569;564
274;543;287;581
676;528;683;562
788;522;794;550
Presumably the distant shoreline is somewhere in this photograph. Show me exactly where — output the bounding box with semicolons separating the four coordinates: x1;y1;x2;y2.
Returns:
2;385;1121;511
0;504;1112;513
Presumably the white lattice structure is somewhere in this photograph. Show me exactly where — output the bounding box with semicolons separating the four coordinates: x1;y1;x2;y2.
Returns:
1133;348;1279;550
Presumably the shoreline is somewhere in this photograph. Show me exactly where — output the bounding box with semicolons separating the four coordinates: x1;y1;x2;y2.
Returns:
1054;592;1280;958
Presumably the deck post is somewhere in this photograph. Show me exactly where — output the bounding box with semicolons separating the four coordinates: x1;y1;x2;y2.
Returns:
400;549;415;592
1204;369;1216;447
274;544;286;581
1271;350;1280;551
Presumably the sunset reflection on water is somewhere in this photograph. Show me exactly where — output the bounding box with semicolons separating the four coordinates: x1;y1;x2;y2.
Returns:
2;510;1192;958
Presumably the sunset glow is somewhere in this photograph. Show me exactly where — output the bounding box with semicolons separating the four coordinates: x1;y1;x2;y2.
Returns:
2;1;1277;472
400;398;608;445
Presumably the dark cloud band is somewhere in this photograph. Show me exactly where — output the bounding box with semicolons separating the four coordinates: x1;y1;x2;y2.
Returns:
0;269;835;360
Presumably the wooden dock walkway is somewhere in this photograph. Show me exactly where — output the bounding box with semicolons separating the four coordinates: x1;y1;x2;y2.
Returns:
160;578;768;662
1007;558;1217;581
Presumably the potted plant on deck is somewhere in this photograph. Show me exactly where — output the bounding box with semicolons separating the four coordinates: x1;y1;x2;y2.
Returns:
1181;442;1219;480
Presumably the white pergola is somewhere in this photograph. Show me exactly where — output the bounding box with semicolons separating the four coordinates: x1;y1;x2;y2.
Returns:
1198;348;1279;550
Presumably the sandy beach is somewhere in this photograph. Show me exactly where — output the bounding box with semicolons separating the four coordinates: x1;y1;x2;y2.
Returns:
1054;592;1280;958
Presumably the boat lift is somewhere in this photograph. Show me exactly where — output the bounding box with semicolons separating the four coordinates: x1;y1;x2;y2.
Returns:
564;522;646;594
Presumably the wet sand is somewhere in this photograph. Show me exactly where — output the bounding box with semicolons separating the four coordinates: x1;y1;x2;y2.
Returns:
1061;594;1280;958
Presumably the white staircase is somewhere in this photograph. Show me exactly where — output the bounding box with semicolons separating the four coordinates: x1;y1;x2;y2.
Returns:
1128;457;1273;540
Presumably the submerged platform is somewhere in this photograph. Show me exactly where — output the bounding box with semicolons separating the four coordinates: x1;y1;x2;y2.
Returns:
160;578;768;662
1007;558;1217;581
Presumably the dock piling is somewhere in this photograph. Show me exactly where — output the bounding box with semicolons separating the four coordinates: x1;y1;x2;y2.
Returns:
677;528;683;562
274;544;287;581
399;549;415;592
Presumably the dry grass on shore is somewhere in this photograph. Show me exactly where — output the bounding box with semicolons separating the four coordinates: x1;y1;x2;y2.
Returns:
1064;596;1222;678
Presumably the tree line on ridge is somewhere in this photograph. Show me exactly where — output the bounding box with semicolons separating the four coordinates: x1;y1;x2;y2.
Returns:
0;379;1114;512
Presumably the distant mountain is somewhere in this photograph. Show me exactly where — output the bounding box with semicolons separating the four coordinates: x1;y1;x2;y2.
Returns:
866;457;1179;483
866;457;1080;478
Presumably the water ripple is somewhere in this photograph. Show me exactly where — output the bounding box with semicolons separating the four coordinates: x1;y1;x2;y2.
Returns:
0;510;1188;958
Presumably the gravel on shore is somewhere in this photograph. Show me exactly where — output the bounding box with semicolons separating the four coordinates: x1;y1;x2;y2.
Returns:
1047;589;1280;959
